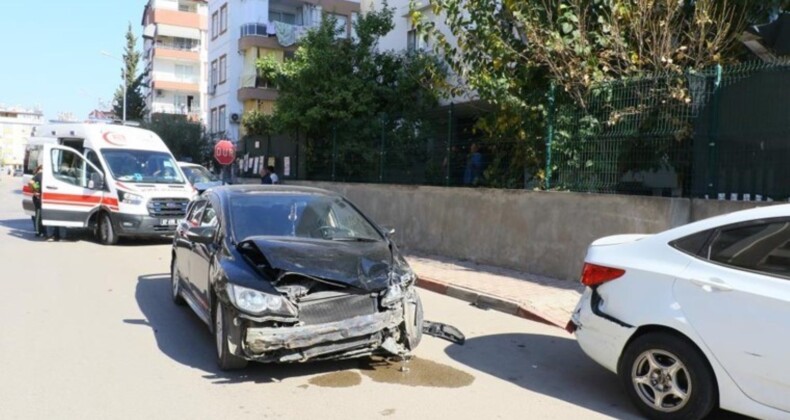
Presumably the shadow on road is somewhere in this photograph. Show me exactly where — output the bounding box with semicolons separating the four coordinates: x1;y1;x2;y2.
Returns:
0;218;38;240
133;274;360;384
444;333;751;420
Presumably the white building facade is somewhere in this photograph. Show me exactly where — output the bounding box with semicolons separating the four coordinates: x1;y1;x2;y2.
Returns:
207;0;360;143
141;0;209;123
0;105;44;170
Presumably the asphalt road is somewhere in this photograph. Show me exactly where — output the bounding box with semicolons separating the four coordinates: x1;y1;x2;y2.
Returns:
0;175;743;420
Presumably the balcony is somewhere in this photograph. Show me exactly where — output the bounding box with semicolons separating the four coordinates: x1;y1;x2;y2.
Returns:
153;44;201;61
239;22;302;51
237;74;279;102
150;104;203;122
150;8;207;30
151;79;200;93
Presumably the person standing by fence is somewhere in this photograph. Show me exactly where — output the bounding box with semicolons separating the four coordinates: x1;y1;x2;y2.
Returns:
464;143;483;186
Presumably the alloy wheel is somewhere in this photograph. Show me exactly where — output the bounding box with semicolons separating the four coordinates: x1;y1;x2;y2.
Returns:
631;349;691;412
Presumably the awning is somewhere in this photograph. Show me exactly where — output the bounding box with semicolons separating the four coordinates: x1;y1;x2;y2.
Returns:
143;24;156;39
157;24;201;40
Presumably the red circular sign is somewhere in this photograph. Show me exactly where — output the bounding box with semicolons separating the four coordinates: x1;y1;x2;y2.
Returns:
214;140;236;166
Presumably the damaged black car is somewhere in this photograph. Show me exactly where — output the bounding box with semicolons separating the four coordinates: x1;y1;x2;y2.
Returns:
170;185;423;370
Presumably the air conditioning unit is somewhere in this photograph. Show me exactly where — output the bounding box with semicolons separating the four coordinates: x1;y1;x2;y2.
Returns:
230;113;240;124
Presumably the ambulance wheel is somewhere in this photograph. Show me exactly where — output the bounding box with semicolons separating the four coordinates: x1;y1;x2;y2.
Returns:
98;212;118;245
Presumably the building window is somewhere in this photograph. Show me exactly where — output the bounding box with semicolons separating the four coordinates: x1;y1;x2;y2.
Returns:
283;50;295;61
211;12;218;39
326;13;348;38
220;4;228;34
178;2;196;13
210;60;218;86
210;108;218;133
175;64;195;82
218;106;226;133
219;55;227;84
270;11;297;25
408;29;420;51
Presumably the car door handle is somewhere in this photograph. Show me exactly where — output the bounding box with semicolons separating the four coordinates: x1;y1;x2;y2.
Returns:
690;277;733;292
46;186;58;190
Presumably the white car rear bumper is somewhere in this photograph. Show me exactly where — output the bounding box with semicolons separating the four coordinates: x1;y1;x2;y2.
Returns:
571;288;636;374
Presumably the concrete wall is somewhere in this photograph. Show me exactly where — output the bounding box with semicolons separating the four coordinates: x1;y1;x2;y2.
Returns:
275;181;782;280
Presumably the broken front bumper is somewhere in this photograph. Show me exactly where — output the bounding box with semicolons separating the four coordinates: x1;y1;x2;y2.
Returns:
244;310;402;362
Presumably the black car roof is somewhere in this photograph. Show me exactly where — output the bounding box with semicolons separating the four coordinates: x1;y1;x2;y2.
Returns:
213;184;339;200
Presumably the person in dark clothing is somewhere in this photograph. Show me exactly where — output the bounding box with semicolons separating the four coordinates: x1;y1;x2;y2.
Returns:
30;165;44;237
29;165;60;241
260;165;273;185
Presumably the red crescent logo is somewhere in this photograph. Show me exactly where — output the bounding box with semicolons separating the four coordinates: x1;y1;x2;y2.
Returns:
103;132;127;146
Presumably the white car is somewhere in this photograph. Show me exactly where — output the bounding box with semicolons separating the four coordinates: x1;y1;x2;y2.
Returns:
178;162;224;193
567;204;790;420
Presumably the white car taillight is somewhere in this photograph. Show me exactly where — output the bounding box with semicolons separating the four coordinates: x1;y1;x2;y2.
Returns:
580;263;625;287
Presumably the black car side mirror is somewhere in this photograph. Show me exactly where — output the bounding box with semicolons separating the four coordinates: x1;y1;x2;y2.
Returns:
89;172;105;190
186;226;216;244
380;225;396;239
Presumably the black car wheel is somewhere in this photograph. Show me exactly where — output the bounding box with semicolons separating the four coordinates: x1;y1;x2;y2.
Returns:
618;332;717;420
214;300;248;370
170;257;185;306
98;212;118;245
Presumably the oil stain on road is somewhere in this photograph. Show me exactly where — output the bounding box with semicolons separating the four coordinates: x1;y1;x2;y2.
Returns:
307;357;474;389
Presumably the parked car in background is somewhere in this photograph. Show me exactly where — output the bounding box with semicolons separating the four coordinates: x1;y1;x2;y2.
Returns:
567;204;790;420
171;185;423;370
178;162;224;193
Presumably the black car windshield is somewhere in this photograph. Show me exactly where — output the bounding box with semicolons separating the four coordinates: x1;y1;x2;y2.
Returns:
231;193;383;242
183;166;219;184
101;149;185;184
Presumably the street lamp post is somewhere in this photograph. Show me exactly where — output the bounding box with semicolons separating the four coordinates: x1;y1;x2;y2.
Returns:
100;51;126;122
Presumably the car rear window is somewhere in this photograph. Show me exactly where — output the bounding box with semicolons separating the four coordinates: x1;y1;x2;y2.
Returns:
670;230;714;257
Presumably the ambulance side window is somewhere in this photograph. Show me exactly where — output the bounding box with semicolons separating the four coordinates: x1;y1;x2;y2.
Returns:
50;149;96;189
85;150;105;175
23;146;43;176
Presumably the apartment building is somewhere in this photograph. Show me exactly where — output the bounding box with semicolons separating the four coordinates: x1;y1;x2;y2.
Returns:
0;105;44;169
141;0;209;123
207;0;360;141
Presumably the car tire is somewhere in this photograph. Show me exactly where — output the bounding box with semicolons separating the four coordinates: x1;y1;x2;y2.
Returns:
214;300;248;371
170;258;185;306
618;332;716;420
97;212;119;245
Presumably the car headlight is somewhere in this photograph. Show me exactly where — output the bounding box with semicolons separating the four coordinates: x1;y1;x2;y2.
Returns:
389;266;416;287
226;283;290;315
118;190;144;205
381;284;405;307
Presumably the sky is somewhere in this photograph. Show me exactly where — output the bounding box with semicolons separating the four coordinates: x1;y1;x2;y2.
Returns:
0;0;147;120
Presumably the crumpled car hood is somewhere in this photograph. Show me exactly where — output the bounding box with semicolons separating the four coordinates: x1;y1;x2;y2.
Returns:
241;236;393;292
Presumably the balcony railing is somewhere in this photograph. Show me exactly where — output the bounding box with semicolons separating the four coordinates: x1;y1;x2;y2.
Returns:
240;23;270;37
155;41;201;52
240;74;274;89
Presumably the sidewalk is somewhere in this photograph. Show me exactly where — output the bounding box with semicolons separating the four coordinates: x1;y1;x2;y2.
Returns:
405;253;583;329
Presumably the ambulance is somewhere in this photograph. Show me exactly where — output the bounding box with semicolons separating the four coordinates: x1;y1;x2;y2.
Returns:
21;123;197;244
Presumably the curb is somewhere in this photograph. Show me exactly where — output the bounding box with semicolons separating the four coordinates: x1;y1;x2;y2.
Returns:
416;276;562;329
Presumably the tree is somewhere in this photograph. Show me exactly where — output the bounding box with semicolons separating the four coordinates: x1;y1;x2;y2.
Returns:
409;0;775;188
112;23;147;121
259;5;449;180
144;116;212;164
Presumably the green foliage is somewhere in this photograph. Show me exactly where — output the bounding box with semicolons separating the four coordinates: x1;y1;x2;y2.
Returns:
144;116;212;164
268;4;449;178
112;23;147;121
242;110;277;136
409;0;769;188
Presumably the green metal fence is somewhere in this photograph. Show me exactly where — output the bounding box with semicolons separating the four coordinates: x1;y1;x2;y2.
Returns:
280;61;790;199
